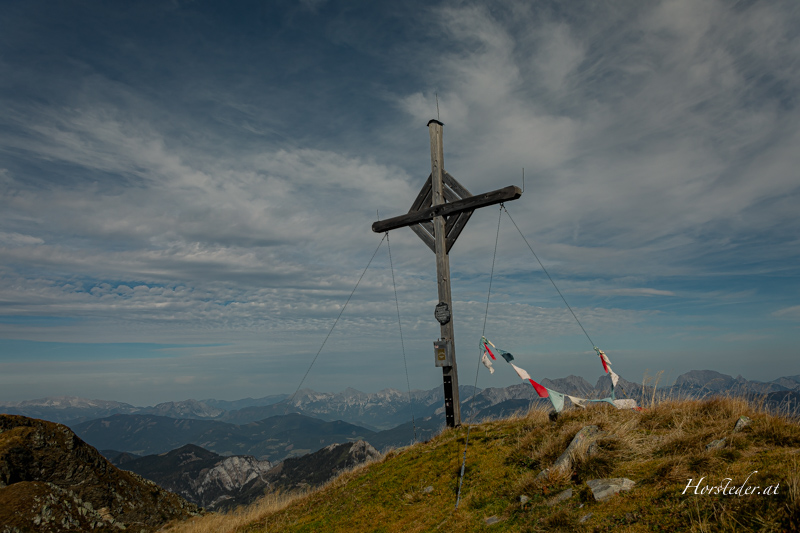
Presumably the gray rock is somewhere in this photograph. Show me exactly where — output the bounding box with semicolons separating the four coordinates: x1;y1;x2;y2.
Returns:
518;495;529;504
733;416;752;433
538;425;603;479
485;516;501;525
706;438;726;451
579;513;593;523
547;488;573;506
586;478;635;501
423;485;433;494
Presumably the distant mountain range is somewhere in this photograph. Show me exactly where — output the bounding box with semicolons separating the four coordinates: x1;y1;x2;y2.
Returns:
73;412;377;462
0;393;288;425
2;369;798;465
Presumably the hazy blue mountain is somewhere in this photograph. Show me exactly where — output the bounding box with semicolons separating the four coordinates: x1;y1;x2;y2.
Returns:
0;396;139;425
136;399;225;419
201;394;288;411
74;415;230;456
74;413;376;462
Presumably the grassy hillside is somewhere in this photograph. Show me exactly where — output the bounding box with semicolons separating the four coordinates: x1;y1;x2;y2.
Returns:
160;397;800;532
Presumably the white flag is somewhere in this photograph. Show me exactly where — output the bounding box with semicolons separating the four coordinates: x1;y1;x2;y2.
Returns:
510;363;531;381
481;352;495;374
568;395;588;408
613;399;638;410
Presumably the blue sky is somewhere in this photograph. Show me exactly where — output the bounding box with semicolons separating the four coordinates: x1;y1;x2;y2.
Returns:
1;0;799;405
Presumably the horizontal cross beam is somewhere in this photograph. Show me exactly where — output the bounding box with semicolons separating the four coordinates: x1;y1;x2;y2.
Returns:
372;185;522;234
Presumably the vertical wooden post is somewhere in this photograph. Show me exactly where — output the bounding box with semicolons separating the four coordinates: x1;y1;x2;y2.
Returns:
428;119;461;427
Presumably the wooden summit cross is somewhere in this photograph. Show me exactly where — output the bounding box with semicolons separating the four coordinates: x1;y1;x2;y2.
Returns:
372;120;522;427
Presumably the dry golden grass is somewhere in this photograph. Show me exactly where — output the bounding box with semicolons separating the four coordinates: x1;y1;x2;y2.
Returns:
159;493;303;533
159;396;800;533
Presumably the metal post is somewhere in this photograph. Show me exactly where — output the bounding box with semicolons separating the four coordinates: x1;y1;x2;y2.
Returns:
428;119;461;427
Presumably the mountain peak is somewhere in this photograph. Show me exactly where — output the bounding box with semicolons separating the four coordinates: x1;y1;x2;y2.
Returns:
674;369;735;391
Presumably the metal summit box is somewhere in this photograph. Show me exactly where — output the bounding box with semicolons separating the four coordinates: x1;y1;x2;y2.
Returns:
433;339;453;367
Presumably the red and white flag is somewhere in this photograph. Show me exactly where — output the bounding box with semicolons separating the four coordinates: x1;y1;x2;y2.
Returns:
510;363;549;398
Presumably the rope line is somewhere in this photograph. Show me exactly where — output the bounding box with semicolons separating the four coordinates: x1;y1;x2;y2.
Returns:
482;205;503;337
502;205;597;350
387;232;417;443
284;234;387;414
455;204;503;510
503;205;629;400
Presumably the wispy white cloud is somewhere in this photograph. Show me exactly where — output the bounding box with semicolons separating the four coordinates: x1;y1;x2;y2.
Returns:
0;0;798;401
773;306;800;320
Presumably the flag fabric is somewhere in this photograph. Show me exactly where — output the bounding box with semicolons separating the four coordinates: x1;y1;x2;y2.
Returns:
480;336;497;360
613;399;639;410
596;348;611;374
479;336;637;412
547;388;565;412
497;347;514;363
481;352;495;374
568;395;588;408
483;343;496;360
509;363;549;398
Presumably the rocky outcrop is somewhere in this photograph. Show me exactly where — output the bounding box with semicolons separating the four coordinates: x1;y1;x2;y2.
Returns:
264;440;381;494
115;444;272;511
0;415;200;532
119;441;380;511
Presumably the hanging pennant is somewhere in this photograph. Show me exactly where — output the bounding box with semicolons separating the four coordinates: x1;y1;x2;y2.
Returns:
496;347;515;363
479;336;639;411
568;395;588;409
509;363;549;398
547;388;566;413
480;336;497;360
612;398;639;410
596;347;612;374
609;368;620;388
481;351;495;374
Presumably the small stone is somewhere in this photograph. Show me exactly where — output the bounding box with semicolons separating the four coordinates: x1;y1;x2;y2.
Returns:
423;485;433;493
579;513;593;523
485;516;501;525
547;488;573;506
518;495;529;504
734;416;752;433
706;438;726;451
586;478;635;501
